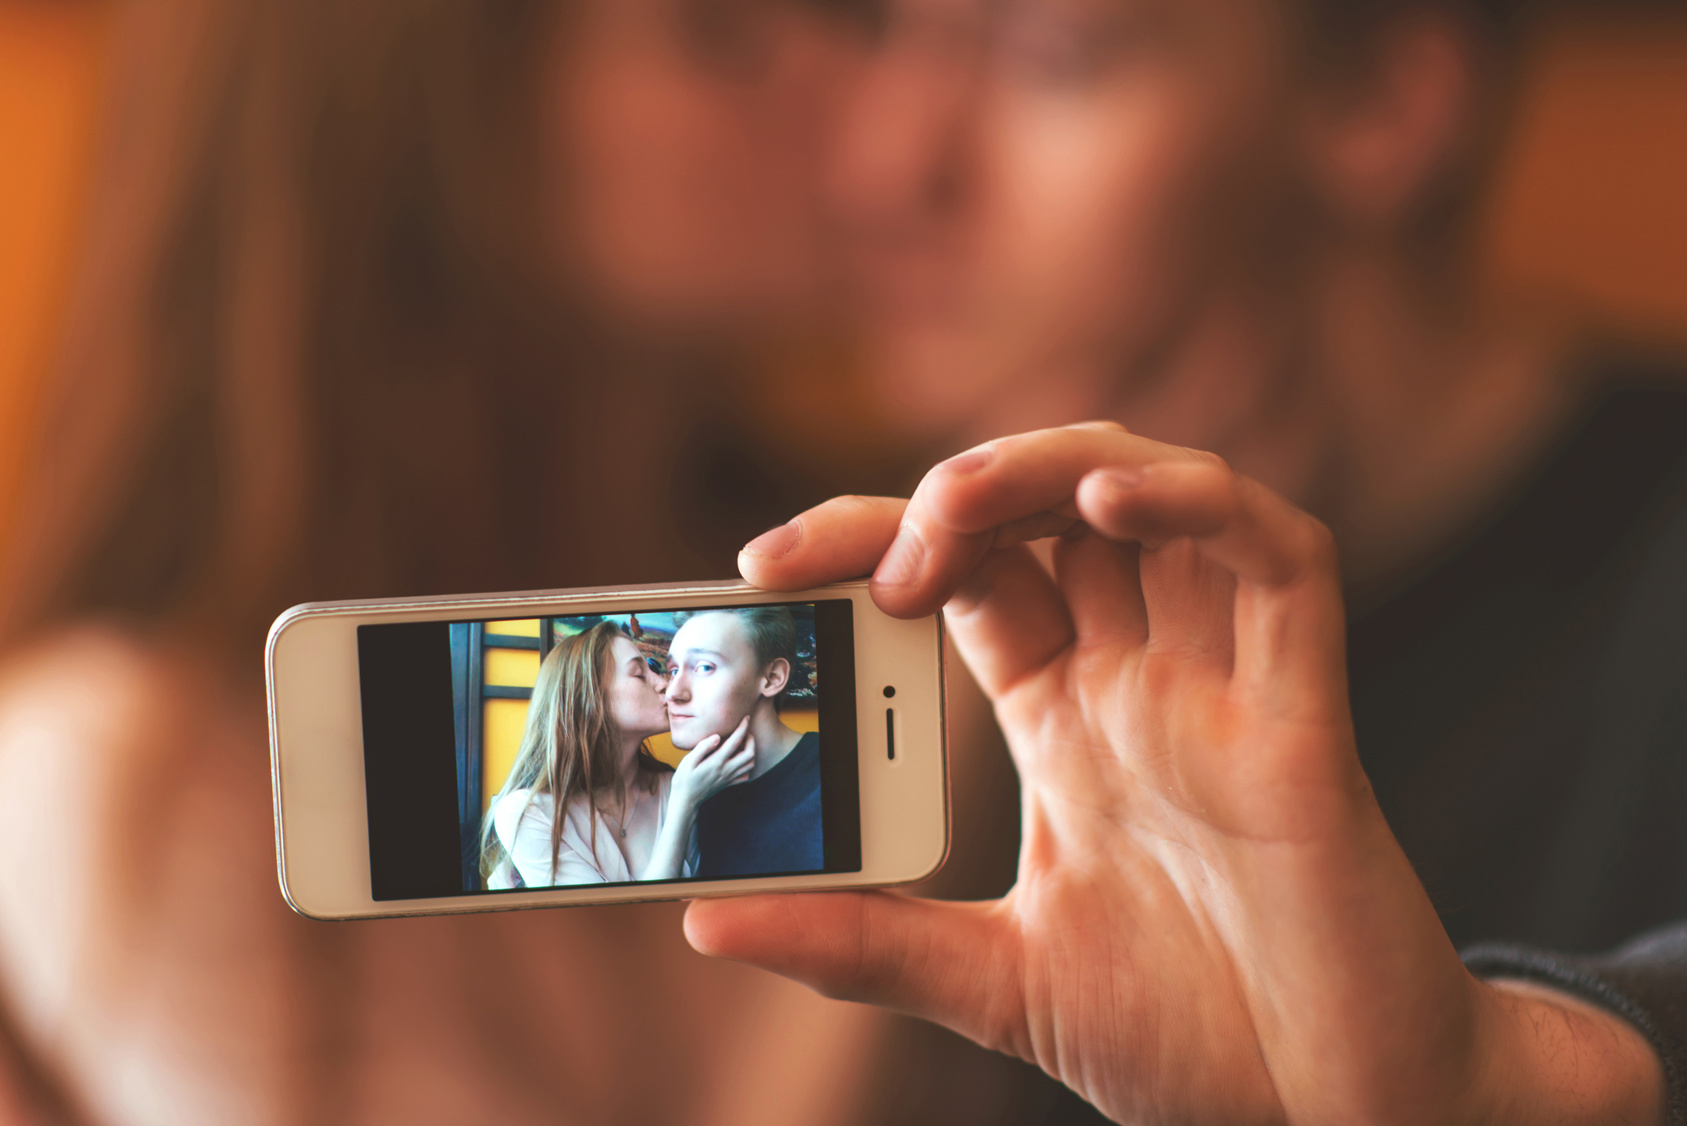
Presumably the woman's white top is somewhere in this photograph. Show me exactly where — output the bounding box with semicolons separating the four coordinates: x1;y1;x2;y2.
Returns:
489;772;698;888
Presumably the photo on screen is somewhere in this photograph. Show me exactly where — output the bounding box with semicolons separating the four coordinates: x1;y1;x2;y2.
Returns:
356;599;860;900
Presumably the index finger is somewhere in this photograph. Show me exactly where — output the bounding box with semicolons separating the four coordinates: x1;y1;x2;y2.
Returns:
738;495;907;593
922;422;1206;534
874;424;1214;616
720;716;751;749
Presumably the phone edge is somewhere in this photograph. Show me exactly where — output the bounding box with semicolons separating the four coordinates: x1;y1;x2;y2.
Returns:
267;578;946;920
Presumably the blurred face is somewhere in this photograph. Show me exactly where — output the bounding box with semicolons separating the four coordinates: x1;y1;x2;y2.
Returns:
829;0;1305;438
605;634;672;742
664;613;770;749
544;0;863;336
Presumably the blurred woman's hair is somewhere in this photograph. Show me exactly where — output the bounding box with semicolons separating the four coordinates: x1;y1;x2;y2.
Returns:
478;622;667;885
0;0;601;657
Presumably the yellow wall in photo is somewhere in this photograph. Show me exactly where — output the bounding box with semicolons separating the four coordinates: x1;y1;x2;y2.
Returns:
647;732;683;768
481;619;543;810
484;647;539;687
484;698;531;810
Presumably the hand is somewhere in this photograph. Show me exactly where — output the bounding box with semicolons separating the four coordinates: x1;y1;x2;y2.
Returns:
684;423;1664;1125
670;717;755;811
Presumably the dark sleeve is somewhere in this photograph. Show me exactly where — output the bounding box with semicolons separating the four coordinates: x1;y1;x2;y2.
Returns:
1465;926;1687;1125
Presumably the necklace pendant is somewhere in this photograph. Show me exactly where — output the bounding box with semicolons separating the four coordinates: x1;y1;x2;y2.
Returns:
620;828;627;838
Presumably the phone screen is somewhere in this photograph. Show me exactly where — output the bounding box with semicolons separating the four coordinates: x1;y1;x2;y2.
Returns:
355;600;861;900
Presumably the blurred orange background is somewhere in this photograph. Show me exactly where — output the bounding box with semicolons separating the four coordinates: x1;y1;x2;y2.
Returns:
1480;11;1687;338
2;0;1685;553
0;0;108;551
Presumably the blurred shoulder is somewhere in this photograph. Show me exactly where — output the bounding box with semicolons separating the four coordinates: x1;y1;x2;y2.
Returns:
0;623;208;775
0;626;269;1034
0;622;268;850
0;623;172;746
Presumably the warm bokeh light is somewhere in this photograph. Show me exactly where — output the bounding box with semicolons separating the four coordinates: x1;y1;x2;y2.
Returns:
0;0;107;548
1482;13;1687;339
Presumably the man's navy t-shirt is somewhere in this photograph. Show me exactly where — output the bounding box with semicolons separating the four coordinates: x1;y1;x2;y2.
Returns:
695;730;823;878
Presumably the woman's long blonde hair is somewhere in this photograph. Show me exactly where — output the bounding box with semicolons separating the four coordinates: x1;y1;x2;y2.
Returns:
479;622;665;885
0;0;592;657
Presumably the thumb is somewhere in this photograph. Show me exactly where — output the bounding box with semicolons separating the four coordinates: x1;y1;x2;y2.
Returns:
684;891;1022;1046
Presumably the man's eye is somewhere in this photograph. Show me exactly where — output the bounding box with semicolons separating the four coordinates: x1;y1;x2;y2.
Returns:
698;663;715;674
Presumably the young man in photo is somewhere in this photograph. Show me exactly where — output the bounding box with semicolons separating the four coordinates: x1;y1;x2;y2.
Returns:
664;607;822;877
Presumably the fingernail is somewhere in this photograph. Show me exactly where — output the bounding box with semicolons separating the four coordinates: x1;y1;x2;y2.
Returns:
743;520;800;560
874;524;926;588
939;445;993;476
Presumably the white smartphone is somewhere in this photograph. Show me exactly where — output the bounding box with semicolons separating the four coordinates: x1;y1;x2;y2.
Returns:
266;579;948;919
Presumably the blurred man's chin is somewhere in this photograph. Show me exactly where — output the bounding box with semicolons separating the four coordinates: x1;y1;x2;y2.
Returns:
863;329;1008;435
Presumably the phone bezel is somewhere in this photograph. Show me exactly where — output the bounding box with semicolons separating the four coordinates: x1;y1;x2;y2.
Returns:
267;579;948;919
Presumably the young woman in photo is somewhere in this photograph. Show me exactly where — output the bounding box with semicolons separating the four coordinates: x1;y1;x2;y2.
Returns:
481;623;754;888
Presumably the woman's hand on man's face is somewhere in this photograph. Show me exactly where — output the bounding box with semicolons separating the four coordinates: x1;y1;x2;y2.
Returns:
670;716;755;811
685;422;1665;1126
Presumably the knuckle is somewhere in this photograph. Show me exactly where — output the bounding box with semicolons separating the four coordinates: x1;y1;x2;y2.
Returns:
1189;456;1244;514
827;494;890;520
1220;466;1247;505
1299;516;1340;573
1176;445;1230;472
1172;450;1240;507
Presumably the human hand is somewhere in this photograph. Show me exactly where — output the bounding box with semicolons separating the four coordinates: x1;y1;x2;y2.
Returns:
670;717;756;811
685;423;1663;1125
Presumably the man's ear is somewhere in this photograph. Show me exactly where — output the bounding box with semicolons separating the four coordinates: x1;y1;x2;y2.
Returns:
760;658;791;699
1300;17;1477;231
